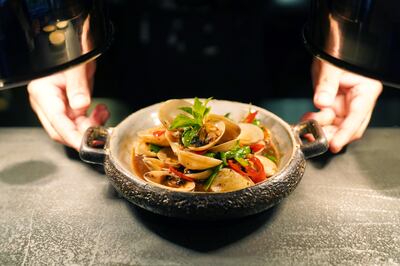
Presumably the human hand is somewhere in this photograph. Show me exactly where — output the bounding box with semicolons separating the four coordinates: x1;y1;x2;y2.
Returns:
28;62;110;151
302;59;382;153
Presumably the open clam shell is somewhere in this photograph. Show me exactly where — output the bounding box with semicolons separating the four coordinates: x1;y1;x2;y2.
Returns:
143;170;195;192
158;99;192;128
157;147;180;167
209;168;254;192
255;155;278;177
206;114;241;144
185;169;213;180
238;123;264;145
134;141;158;157
177;150;222;170
187;120;225;152
143;158;164;171
137;126;169;147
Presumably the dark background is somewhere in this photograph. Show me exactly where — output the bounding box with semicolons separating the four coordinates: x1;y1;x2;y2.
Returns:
0;0;399;127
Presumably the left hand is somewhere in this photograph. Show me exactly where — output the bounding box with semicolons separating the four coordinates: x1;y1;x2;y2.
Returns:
302;59;383;153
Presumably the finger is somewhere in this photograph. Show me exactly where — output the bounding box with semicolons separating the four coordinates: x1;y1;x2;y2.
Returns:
301;108;336;126
33;86;83;150
312;61;342;108
329;88;379;153
322;125;339;143
75;104;110;134
65;63;93;111
29;96;65;144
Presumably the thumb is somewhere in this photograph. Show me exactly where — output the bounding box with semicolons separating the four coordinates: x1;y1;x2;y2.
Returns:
65;63;93;111
312;60;342;109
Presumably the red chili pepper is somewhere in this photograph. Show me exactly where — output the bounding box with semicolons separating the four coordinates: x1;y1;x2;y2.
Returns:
194;150;207;155
244;111;258;123
228;157;266;183
153;130;165;137
168;166;194;182
245;157;266;183
228;160;248;176
250;143;265;153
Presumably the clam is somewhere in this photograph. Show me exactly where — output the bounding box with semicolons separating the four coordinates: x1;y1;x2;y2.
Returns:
209;139;238;153
137;126;169;146
143;158;164;171
255;155;277;177
157;147;180;167
164;130;180;154
238;123;264;145
187;120;225;152
158;99;192;128
206;114;241;143
185;169;213;180
144;170;195;192
135;141;157;157
209;168;254;192
177;150;222;170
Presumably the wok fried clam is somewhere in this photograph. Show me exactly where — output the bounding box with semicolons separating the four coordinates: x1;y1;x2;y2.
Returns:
132;98;280;193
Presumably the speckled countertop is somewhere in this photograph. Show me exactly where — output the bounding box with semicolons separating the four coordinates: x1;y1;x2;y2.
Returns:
0;128;399;265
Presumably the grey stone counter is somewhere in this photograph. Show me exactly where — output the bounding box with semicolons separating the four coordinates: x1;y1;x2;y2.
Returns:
0;128;399;265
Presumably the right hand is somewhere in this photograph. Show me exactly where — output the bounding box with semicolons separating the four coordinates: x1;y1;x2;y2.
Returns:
28;61;110;151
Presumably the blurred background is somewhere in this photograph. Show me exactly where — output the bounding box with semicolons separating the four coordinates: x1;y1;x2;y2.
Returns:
0;0;399;127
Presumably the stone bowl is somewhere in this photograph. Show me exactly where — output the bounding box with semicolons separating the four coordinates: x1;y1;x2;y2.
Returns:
80;99;328;220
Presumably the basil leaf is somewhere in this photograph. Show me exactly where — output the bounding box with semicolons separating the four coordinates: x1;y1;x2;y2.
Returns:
149;144;162;153
179;107;193;115
169;114;197;130
182;127;199;147
204;152;216;158
204;163;224;191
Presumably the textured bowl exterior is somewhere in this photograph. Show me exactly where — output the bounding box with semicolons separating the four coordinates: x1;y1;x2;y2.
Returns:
104;148;306;220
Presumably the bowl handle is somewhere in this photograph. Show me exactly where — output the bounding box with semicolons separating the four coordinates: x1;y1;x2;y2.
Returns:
79;126;113;165
293;120;328;159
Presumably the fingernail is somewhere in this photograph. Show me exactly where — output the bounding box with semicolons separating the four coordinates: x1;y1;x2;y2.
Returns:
71;94;90;109
315;92;333;107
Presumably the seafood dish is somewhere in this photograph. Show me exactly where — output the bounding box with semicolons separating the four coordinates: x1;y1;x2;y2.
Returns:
132;98;280;193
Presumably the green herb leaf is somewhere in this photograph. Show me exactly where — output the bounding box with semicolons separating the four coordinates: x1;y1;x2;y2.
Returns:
234;156;249;167
149;143;162;153
169;114;197;130
179;107;193;115
252;119;261;127
204;163;224;191
204;152;216;158
181;127;200;147
264;154;277;163
192;97;212;125
169;97;213;130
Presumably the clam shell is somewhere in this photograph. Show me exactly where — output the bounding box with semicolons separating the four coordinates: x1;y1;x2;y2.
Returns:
209;139;238;153
157;147;180;167
177;150;222;170
137;126;169;146
143;158;164;171
186;169;213;180
209;168;254;192
255;155;277;177
187;120;225;152
158;99;192;128
143;170;195;192
165;130;180;154
206;114;241;143
134;141;157;157
238;123;264;145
